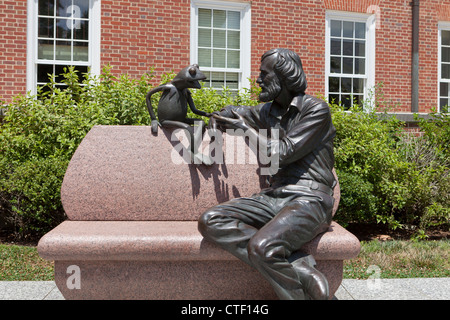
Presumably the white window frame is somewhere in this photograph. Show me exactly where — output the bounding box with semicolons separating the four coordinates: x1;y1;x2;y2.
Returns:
26;0;101;96
325;10;376;111
438;22;450;113
190;0;251;91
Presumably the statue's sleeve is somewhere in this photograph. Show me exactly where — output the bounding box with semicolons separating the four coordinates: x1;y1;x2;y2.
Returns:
216;103;268;130
268;101;334;166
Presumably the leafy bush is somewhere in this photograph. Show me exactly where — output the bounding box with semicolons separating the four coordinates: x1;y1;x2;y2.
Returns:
331;101;449;237
0;66;259;240
0;66;156;240
1;66;447;240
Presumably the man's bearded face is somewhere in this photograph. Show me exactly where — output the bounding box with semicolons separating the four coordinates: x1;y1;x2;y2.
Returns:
258;55;282;102
259;74;282;102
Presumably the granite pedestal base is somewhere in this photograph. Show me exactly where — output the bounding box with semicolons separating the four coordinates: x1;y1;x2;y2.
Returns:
39;221;359;300
38;126;361;300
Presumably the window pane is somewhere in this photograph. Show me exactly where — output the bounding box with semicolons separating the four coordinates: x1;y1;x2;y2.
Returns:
329;94;340;104
37;64;53;82
38;39;54;59
201;71;211;87
227;11;240;29
227;30;240;49
198;29;211;47
442;64;450;79
213;49;226;68
73;42;89;61
38;18;54;38
74;65;88;76
353;94;364;107
74;20;88;40
226;73;239;89
55;65;68;82
353;78;364;93
442;47;450;63
440;82;448;96
57;0;72;17
442;30;450;46
213;29;226;48
55;41;72;60
56;19;72;39
213;10;226;28
440;98;449;110
341;94;352;110
211;72;225;88
343;21;353;38
355;58;365;75
355;40;365;57
329;77;340;92
343;57;353;74
199;8;212;27
343;39;353;56
330;38;341;55
330;20;341;37
39;0;55;16
341;77;351;93
74;0;89;19
198;48;211;67
330;56;341;73
355;22;365;39
227;50;240;68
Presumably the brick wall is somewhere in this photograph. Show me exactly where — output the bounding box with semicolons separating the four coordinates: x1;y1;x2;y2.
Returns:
373;0;413;112
419;0;439;112
0;0;448;114
248;0;325;96
0;0;27;103
101;0;191;80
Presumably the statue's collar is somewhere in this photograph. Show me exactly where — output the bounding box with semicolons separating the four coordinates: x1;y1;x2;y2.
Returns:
269;93;305;118
289;93;305;111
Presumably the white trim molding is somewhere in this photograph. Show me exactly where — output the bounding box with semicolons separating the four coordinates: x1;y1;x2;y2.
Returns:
26;0;101;96
190;0;251;90
325;10;376;110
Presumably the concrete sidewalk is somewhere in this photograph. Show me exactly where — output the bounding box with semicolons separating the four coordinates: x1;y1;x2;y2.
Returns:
0;278;449;300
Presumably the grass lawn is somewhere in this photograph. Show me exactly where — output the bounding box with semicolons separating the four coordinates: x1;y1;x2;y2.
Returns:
0;243;54;281
0;239;449;281
344;239;450;279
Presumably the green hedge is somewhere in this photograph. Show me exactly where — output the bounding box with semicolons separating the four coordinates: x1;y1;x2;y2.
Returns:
331;103;449;238
0;67;448;240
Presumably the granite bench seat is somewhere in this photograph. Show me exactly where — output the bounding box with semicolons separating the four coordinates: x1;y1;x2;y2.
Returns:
38;221;359;262
39;220;359;300
37;125;360;300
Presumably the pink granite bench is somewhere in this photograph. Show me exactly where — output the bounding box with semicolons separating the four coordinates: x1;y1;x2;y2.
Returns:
38;125;360;300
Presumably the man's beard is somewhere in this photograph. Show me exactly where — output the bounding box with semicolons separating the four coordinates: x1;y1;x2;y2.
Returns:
259;78;282;102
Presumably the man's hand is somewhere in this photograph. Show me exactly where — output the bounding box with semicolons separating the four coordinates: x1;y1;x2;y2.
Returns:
212;110;249;131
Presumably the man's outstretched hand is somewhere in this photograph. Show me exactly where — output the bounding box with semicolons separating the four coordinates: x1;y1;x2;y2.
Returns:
212;110;249;131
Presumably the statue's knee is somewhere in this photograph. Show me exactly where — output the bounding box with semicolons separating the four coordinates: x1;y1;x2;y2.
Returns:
247;236;271;265
198;209;220;236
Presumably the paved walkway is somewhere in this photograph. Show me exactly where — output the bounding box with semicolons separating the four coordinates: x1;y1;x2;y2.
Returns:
0;278;448;300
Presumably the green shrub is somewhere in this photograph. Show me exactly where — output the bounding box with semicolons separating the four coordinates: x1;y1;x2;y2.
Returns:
0;66;156;240
1;66;447;240
0;66;259;240
331;100;449;236
334;170;379;226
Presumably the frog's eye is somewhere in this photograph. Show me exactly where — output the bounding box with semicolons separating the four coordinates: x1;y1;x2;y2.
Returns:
189;67;196;76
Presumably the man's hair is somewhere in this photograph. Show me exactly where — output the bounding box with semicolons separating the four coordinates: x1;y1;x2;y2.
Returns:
261;48;307;94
